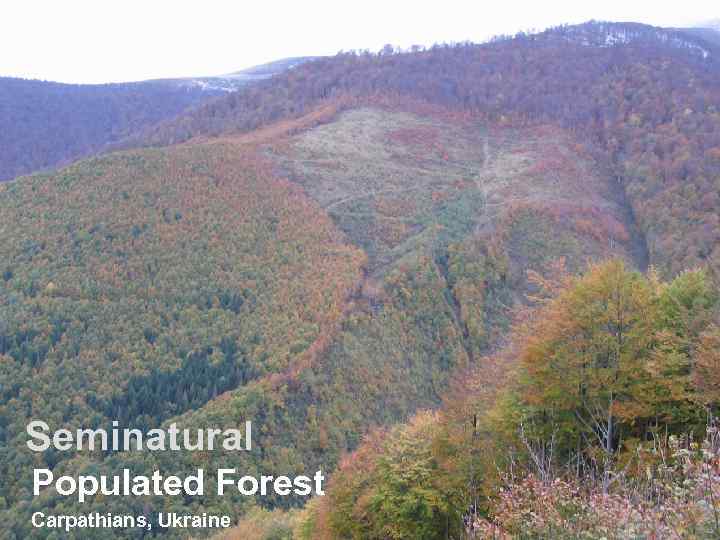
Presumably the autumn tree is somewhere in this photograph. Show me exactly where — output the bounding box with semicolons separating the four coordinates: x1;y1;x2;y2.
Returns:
502;260;717;487
694;326;720;411
309;412;463;540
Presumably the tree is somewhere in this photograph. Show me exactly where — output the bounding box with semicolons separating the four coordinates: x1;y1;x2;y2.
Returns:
315;412;462;540
694;326;720;411
505;260;716;488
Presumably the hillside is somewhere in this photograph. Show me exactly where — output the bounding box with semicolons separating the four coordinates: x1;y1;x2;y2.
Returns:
0;130;366;534
0;98;643;537
124;21;720;281
0;78;216;182
1;19;719;540
301;260;719;539
0;58;315;182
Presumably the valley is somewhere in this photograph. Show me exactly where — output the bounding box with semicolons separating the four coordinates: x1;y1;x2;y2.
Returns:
0;18;719;540
1;101;643;537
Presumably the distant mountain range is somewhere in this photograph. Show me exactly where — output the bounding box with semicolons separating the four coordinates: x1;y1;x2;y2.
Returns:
157;56;321;92
673;19;720;46
220;56;321;81
0;57;317;181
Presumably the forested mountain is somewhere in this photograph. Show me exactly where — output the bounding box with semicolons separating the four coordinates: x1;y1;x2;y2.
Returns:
1;20;719;539
1;98;641;539
124;21;720;280
0;58;315;182
0;78;218;182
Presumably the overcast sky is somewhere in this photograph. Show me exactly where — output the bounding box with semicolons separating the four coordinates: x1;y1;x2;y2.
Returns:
1;0;717;84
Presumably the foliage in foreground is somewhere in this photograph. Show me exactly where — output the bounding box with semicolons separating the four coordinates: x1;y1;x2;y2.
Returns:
301;259;720;539
473;429;720;538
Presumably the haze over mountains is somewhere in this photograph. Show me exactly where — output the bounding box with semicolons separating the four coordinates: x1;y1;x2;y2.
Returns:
1;19;720;539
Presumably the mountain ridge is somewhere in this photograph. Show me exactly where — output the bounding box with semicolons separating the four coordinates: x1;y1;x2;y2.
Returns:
114;20;720;279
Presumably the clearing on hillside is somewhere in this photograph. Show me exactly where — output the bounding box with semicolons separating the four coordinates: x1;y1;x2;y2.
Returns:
271;107;643;282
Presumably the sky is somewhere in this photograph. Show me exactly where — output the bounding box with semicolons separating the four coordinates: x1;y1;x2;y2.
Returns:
1;0;717;84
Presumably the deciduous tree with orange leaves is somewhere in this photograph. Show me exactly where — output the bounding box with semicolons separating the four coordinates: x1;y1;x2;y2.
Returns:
501;260;717;486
